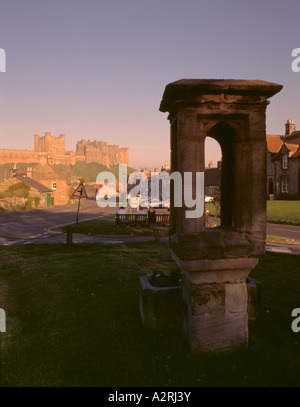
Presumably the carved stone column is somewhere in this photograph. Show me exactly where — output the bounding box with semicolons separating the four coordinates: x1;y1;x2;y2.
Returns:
160;79;282;353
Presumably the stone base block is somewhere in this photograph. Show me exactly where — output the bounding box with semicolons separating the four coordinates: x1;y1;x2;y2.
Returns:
186;312;248;353
182;277;249;353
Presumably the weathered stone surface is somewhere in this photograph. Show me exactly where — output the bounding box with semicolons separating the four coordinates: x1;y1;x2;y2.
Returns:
187;312;248;353
160;78;282;353
160;79;283;113
139;276;182;331
225;283;247;313
182;280;225;315
172;251;258;284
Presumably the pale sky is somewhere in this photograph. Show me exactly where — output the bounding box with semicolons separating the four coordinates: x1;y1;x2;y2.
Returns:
0;0;300;169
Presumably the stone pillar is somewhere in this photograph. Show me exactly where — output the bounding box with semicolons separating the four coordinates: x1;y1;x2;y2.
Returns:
160;79;282;353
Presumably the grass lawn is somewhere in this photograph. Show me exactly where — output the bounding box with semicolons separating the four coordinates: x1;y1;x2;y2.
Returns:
55;213;169;237
0;242;300;387
267;200;300;225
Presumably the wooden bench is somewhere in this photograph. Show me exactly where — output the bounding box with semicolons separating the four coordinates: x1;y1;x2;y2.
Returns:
154;214;170;225
115;213;147;227
115;213;170;227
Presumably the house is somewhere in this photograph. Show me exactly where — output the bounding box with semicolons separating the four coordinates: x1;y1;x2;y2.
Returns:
31;155;70;205
0;173;53;208
267;119;300;199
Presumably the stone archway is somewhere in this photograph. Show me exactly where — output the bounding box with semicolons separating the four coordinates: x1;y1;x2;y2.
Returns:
160;79;282;353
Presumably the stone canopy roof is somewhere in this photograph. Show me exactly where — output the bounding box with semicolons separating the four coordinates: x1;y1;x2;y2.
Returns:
159;79;283;112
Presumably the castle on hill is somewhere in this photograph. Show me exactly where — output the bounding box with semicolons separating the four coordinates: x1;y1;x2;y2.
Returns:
0;133;129;167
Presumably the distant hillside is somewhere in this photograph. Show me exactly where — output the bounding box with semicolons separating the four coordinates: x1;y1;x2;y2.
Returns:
0;162;137;184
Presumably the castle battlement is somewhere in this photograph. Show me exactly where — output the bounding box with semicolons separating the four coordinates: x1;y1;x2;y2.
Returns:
0;133;129;167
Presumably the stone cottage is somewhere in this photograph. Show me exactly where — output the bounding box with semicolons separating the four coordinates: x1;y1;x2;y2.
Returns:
0;174;53;209
31;155;70;205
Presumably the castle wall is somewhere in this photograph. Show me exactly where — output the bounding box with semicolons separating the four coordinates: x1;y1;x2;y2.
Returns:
1;134;129;167
75;139;129;166
0;149;40;165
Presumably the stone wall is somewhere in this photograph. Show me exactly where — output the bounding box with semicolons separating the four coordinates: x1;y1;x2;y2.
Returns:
76;139;129;166
0;196;26;209
0;134;129;167
38;179;69;206
0;149;40;165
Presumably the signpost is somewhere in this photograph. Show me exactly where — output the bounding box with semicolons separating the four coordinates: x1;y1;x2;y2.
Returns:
72;179;88;224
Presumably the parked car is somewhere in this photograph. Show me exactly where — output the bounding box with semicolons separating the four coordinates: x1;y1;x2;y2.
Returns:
205;195;214;203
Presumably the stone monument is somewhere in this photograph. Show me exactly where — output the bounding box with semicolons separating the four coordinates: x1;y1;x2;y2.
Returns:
159;79;282;353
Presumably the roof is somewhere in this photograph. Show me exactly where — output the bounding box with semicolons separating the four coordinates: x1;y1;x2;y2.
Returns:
32;162;69;183
16;176;53;193
266;135;283;153
204;167;221;186
290;148;300;158
284;131;300;145
286;143;299;155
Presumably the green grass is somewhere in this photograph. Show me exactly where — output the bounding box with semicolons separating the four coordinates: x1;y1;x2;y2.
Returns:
55;213;169;237
267;201;300;225
266;235;281;242
207;200;300;226
0;242;300;387
205;202;220;217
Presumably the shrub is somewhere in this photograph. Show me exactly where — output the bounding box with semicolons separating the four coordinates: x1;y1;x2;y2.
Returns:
4;182;30;198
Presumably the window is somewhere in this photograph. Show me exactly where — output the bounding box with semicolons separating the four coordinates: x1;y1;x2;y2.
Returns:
281;177;289;193
52;182;57;190
282;153;288;169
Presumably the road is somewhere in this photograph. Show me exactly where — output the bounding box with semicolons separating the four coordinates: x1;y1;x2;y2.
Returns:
207;217;300;242
266;223;300;242
0;203;299;254
0;198;116;245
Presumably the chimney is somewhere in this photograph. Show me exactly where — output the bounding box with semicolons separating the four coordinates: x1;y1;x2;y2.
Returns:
285;119;296;136
26;167;33;178
11;163;18;177
217;161;222;169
